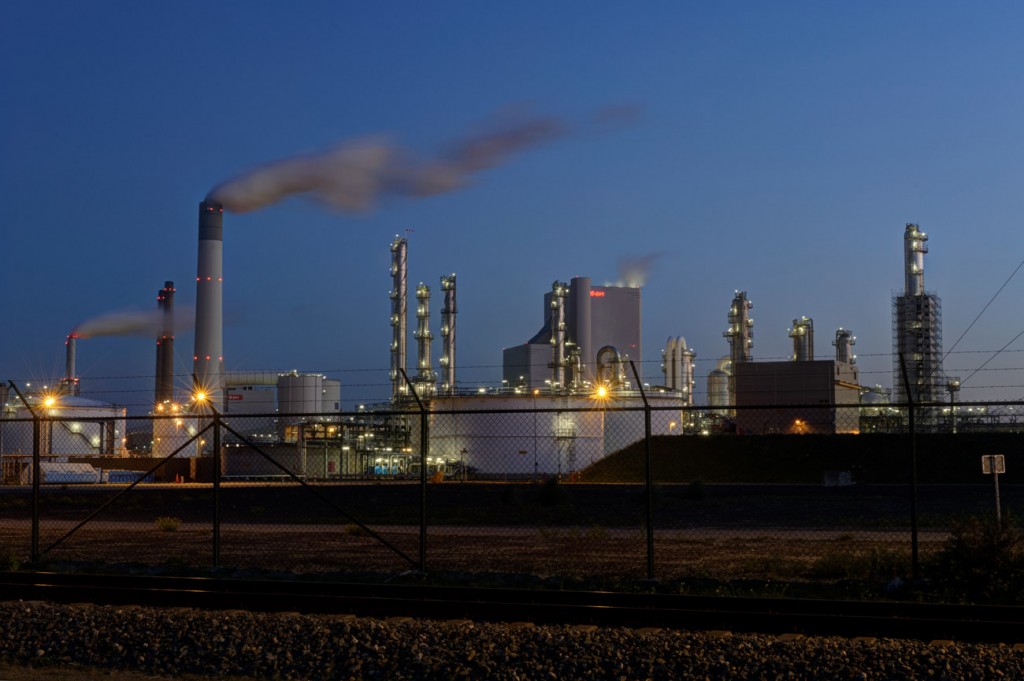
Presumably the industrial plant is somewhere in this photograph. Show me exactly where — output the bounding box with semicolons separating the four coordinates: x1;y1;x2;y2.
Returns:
0;203;977;483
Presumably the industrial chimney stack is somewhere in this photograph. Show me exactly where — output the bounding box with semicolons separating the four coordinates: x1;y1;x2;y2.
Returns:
155;280;175;405
62;334;80;396
194;200;224;408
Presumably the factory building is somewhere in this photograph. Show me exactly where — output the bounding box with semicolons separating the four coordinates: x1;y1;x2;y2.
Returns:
732;312;860;434
734;359;861;435
502;277;642;391
892;223;944;406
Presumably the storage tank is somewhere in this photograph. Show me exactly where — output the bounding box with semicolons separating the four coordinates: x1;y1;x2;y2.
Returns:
708;357;732;411
278;373;323;419
322;380;341;412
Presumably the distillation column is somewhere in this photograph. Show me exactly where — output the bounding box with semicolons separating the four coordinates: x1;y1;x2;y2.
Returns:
789;316;814;361
549;281;569;392
389;237;408;400
904;223;928;296
893;223;943;406
723;291;753;405
414;283;436;397
834;328;856;364
439;274;457;395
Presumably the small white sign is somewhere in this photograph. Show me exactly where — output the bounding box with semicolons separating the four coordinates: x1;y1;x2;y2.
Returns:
982;454;1006;475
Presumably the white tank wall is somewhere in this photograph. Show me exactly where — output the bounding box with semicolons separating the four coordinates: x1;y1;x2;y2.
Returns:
152;416;201;458
426;393;683;476
278;374;323;419
322;380;341;412
3;399;127;456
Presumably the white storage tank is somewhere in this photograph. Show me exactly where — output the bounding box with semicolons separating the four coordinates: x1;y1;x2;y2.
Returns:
322;380;341;412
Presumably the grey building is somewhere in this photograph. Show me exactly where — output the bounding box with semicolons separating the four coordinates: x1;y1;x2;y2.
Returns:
503;276;642;390
733;360;861;435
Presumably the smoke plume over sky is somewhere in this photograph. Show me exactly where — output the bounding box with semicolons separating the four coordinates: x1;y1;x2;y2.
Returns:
208;113;571;214
73;309;194;340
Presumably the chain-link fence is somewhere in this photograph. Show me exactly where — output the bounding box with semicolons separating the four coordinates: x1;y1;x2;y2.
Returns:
0;396;1021;591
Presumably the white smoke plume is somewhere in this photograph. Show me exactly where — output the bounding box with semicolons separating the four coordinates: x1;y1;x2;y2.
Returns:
208;112;570;213
616;253;663;288
73;307;195;339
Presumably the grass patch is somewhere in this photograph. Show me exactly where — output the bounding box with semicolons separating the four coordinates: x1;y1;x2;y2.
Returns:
154;516;182;532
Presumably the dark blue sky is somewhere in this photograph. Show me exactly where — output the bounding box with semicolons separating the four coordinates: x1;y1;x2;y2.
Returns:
3;2;1024;410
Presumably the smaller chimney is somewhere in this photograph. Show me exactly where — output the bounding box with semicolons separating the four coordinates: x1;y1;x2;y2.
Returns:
155;280;176;405
63;334;80;396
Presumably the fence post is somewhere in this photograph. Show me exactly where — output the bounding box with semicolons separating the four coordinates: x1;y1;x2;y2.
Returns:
212;412;221;568
899;353;920;580
399;369;428;574
629;361;655;581
31;414;40;564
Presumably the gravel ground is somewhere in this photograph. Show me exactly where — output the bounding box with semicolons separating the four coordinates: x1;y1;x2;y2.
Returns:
1;601;1023;680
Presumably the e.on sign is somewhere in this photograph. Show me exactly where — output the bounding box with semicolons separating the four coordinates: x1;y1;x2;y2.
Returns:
589;290;605;298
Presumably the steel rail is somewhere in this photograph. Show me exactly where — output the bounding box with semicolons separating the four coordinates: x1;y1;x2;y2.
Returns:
0;571;1022;643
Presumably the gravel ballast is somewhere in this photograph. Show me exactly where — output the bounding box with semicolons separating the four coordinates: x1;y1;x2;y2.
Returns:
1;601;1023;680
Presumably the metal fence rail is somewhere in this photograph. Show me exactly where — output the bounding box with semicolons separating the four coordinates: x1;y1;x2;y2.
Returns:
0;395;1021;592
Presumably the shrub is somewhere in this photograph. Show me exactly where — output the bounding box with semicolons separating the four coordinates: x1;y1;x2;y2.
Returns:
931;513;1024;604
0;546;21;571
342;523;372;537
155;516;182;532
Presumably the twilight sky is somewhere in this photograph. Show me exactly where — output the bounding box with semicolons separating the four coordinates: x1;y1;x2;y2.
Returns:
3;1;1024;412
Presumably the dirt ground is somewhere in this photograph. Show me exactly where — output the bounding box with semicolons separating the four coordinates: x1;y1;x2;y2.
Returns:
0;520;940;583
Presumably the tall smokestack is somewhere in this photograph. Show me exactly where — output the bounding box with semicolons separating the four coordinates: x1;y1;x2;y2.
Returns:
194;200;224;408
389;237;408;400
155;281;175;405
63;334;80;396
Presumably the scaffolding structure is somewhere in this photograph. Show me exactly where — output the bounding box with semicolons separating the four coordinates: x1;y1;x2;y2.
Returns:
892;224;944;406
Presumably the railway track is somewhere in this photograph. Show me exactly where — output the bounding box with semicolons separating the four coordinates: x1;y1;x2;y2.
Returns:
0;571;1022;644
